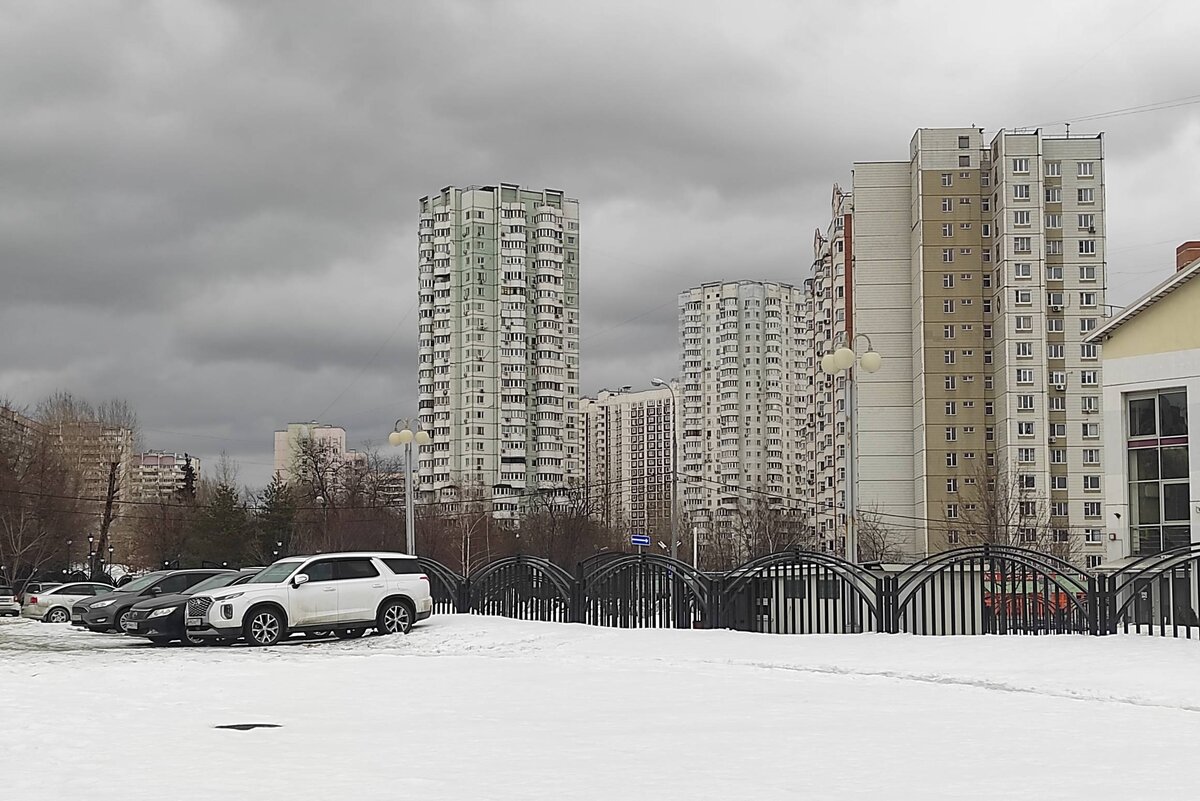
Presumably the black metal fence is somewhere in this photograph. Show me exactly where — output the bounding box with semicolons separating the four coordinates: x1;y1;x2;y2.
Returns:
419;543;1200;639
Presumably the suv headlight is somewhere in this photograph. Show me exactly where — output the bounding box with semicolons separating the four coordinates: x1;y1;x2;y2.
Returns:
214;592;244;601
148;607;177;618
90;599;116;609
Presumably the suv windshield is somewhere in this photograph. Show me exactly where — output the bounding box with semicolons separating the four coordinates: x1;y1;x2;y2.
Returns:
242;562;301;585
184;573;240;595
115;572;168;593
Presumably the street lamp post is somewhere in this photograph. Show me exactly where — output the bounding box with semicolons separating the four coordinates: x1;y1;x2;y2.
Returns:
87;535;95;579
651;378;679;562
389;418;432;556
820;334;883;564
314;495;329;546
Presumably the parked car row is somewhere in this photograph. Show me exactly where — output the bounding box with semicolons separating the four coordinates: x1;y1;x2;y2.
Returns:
53;551;433;647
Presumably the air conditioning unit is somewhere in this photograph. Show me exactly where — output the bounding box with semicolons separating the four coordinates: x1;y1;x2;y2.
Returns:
1048;436;1057;444
1083;408;1097;415
1054;383;1066;391
1051;305;1063;313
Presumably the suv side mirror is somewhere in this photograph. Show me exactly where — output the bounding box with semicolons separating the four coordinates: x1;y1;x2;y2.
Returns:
292;574;310;588
150;586;162;596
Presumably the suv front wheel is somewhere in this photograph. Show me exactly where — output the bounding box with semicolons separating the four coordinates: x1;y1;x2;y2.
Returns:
377;598;414;635
244;607;286;647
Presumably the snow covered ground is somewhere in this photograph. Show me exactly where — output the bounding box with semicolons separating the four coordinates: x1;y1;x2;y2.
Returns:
3;615;1200;800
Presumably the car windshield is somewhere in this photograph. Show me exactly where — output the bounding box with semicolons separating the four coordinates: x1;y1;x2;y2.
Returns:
115;572;168;593
184;573;240;594
0;586;12;595
242;562;300;585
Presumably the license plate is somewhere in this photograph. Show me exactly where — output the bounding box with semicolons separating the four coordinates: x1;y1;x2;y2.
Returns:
186;617;203;627
121;619;137;631
72;613;82;621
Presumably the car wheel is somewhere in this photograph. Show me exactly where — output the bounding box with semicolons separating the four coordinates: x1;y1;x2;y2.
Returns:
334;628;366;640
377;599;414;635
45;607;71;624
149;637;173;646
244;608;285;647
184;632;207;647
115;609;133;632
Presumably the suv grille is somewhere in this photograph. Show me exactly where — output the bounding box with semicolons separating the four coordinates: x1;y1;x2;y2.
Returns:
187;597;214;618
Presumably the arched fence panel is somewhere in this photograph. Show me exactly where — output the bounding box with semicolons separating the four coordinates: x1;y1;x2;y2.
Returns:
468;555;577;623
719;549;883;634
582;553;712;629
417;557;467;615
1102;544;1200;637
892;545;1095;635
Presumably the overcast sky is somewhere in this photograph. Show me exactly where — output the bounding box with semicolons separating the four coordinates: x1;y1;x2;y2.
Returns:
3;0;1199;489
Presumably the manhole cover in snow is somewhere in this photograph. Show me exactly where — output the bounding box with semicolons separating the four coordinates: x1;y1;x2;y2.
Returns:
214;723;282;731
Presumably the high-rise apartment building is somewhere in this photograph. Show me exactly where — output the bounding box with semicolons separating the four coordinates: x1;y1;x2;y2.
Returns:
418;184;581;517
130;451;200;502
678;281;809;535
273;422;364;486
581;387;675;537
821;127;1107;561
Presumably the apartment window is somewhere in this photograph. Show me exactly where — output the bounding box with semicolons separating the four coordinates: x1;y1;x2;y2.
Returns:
942;223;954;238
959;155;971;167
941;173;953;186
1052;449;1067;465
1081;318;1098;334
1013;184;1030;200
982;223;991;237
982;197;991;212
945;375;957;391
1083;448;1101;465
1082;395;1099;413
1081;343;1098;360
1052;476;1068;491
1083;475;1101;492
1014;289;1032;305
941;198;953;212
983;273;992;289
1045;161;1061;177
1079;188;1095;203
1047;265;1064;281
946;503;960;520
1015;316;1033;332
947;478;959;493
982;299;992;314
958;135;970;148
1046;240;1063;255
1086;555;1103;569
1013;210;1031;227
1082;422;1100;439
1078;213;1095;231
1018;394;1035;410
1045;213;1061;229
1016;341;1033;358
1018;447;1036;463
942;248;954;263
945;401;957;416
944;349;957;365
1018;421;1035;437
1077;161;1094;177
1050;503;1068;518
1045;187;1061;203
1047;318;1064;333
946;427;958;442
942;273;955;288
1048;291;1064;307
943;299;955;314
985;425;994;442
983;350;993;365
1019;474;1037;491
944;325;955;339
1050;370;1067;387
1016;368;1035;385
1048;344;1064;359
1014;236;1032;253
960;196;971;205
985;402;994;416
1052;422;1067;438
1012;157;1030;173
1079;239;1097;256
1079;265;1097;282
946;452;958;468
1084;501;1102;518
983;324;992;339
1080;292;1097;308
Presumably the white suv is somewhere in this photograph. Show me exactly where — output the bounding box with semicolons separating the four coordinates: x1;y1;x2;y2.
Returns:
184;552;433;646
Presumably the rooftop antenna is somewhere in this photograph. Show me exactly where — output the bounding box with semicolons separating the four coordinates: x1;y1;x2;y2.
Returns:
1065;122;1071;139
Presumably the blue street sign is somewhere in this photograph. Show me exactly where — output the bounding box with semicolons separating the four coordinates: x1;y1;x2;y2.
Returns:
630;534;652;547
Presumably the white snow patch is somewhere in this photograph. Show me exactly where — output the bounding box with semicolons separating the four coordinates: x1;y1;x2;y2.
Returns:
2;615;1199;799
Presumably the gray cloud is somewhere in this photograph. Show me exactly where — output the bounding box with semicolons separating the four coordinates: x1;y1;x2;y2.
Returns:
2;0;1198;487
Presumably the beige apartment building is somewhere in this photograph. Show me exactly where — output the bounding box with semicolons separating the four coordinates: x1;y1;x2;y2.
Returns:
129;451;200;502
814;127;1107;562
581;386;675;538
273;422;365;487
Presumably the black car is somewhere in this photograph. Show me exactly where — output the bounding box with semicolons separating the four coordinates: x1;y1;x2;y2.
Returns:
125;569;262;645
71;569;230;633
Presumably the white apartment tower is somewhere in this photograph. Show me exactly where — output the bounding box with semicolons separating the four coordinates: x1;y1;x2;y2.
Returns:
832;127;1107;561
581;387;675;537
417;185;581;516
679;281;809;533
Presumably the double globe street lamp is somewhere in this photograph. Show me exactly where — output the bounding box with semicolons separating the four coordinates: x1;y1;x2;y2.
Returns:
820;334;882;564
389;419;432;556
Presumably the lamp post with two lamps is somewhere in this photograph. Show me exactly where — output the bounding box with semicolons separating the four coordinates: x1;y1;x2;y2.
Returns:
820;334;882;564
650;378;679;562
389;418;432;556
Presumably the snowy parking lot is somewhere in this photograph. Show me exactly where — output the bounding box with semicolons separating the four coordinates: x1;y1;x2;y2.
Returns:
4;616;1200;800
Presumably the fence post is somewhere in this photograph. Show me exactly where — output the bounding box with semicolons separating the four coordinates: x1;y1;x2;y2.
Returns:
879;575;897;634
570;578;584;625
1088;574;1100;636
708;574;723;630
458;576;471;614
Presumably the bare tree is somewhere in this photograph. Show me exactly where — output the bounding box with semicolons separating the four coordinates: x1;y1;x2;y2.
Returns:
938;461;1078;563
855;505;908;563
518;485;621;568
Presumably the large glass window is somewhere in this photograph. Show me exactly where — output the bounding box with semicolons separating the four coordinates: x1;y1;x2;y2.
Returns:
1127;390;1190;555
